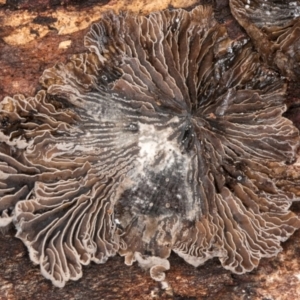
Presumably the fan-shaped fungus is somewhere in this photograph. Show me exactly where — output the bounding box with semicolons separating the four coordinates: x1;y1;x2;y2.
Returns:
1;4;300;287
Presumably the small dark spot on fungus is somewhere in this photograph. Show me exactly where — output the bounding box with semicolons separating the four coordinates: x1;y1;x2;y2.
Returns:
1;3;300;288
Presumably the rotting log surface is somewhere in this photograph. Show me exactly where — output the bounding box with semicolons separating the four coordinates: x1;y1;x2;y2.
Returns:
1;0;300;299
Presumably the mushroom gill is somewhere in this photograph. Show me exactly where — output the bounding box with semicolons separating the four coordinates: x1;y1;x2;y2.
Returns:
1;5;300;287
230;0;300;79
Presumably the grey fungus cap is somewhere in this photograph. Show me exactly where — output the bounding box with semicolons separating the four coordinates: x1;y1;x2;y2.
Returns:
1;3;300;288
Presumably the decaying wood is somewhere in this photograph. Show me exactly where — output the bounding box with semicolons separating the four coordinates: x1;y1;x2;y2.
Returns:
1;0;300;299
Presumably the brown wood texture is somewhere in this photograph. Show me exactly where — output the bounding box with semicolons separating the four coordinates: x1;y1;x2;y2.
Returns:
1;0;300;299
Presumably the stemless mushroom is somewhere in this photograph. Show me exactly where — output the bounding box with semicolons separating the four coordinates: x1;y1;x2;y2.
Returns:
1;5;300;287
